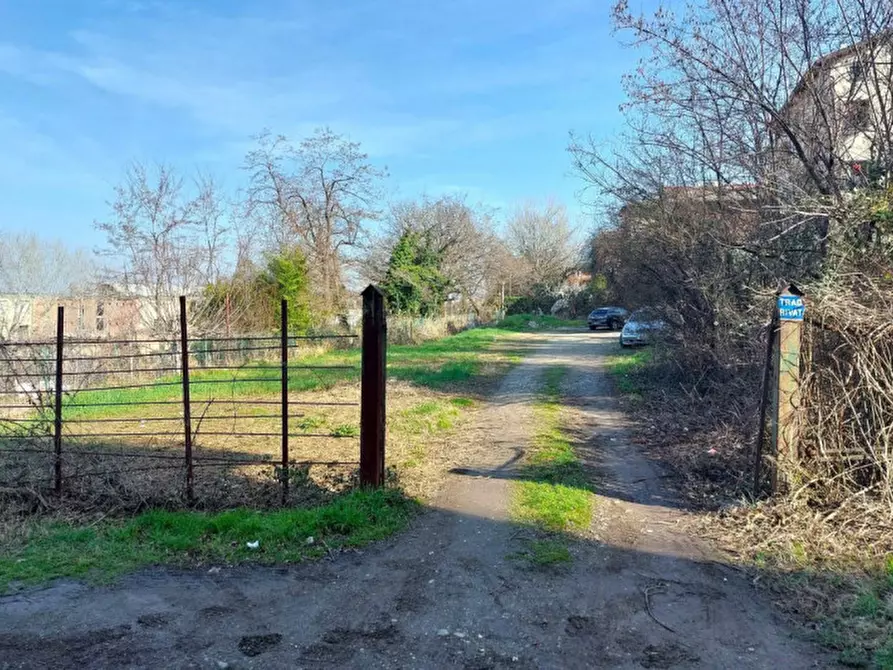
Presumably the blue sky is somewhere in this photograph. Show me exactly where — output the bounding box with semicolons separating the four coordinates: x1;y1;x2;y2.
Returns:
0;0;650;250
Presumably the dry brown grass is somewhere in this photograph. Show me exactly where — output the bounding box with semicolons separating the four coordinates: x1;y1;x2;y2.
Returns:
0;380;485;519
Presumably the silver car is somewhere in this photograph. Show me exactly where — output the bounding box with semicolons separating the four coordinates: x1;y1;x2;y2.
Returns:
619;309;667;347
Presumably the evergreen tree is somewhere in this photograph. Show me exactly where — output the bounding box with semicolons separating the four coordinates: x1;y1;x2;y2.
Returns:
381;231;449;316
257;247;312;333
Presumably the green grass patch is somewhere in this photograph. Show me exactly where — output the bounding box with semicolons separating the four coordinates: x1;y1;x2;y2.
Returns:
395;399;461;437
509;539;572;567
514;482;592;531
295;414;327;431
497;313;586;331
605;349;652;397
330;423;359;437
0;488;415;590
512;367;593;535
762;556;893;668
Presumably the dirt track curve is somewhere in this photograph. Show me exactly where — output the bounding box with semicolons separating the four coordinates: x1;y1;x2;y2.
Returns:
0;331;834;669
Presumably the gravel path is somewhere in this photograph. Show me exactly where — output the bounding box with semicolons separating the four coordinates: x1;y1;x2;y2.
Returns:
0;331;833;669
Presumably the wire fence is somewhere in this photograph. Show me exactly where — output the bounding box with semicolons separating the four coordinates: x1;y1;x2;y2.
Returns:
0;296;382;510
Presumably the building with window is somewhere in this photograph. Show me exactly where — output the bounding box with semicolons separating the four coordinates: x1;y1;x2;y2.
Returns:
775;32;892;189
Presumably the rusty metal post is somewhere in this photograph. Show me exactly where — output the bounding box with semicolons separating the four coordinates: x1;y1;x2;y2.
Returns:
53;305;64;494
752;309;778;498
280;299;289;503
774;286;805;493
179;296;194;502
360;285;386;487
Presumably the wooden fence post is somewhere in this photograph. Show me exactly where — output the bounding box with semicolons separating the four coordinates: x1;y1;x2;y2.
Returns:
774;285;805;493
360;285;386;487
53;305;64;494
179;296;194;503
280;299;289;503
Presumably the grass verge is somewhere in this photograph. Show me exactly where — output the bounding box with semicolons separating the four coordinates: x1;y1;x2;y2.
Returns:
604;348;651;397
0;488;415;591
512;367;593;538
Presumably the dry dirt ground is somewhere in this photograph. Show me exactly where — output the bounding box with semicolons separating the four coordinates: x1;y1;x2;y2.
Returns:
0;332;836;669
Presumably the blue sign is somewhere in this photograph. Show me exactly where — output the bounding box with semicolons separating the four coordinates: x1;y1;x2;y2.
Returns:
778;295;805;321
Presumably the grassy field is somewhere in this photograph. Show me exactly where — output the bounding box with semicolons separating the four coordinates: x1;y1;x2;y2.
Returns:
58;326;522;420
0;325;527;589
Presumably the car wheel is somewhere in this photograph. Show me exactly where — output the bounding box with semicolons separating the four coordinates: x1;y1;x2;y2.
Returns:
619;337;630;348
588;325;597;331
608;318;618;331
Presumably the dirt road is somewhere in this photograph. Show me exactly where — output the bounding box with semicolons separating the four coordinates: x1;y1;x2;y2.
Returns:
0;332;833;669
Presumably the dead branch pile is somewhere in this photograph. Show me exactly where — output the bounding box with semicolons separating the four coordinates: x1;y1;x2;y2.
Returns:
798;283;893;507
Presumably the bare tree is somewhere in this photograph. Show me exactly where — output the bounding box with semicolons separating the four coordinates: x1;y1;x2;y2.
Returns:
0;233;96;296
0;234;97;339
367;195;508;316
244;128;387;314
569;0;893;499
95;163;235;335
505;200;578;289
574;0;893;222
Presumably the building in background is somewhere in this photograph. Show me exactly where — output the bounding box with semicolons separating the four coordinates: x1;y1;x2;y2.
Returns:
0;295;145;340
775;32;893;189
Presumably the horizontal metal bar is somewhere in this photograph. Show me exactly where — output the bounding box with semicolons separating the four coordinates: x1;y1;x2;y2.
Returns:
189;377;280;385
0;372;53;379
0;446;53;455
59;431;356;438
182;365;356;372
192;335;358;343
58;399;358;409
186;345;279;355
63;463;186;478
62;432;183;438
0;434;51;439
66;351;179;362
0;356;54;363
68;381;182;393
1;446;276;464
63;400;184;408
65;414;293;423
3;337;178;346
63;459;358;480
77;450;274;463
63;366;182;376
0;341;54;348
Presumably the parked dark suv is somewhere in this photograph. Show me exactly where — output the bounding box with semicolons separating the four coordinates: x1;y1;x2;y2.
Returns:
587;306;628;331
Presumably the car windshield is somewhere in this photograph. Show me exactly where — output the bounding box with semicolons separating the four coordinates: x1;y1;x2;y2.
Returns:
590;308;609;316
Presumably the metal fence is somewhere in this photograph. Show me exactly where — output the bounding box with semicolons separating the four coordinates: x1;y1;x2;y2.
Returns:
0;290;387;508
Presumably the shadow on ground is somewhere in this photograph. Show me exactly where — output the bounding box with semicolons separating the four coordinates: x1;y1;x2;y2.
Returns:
0;503;835;670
